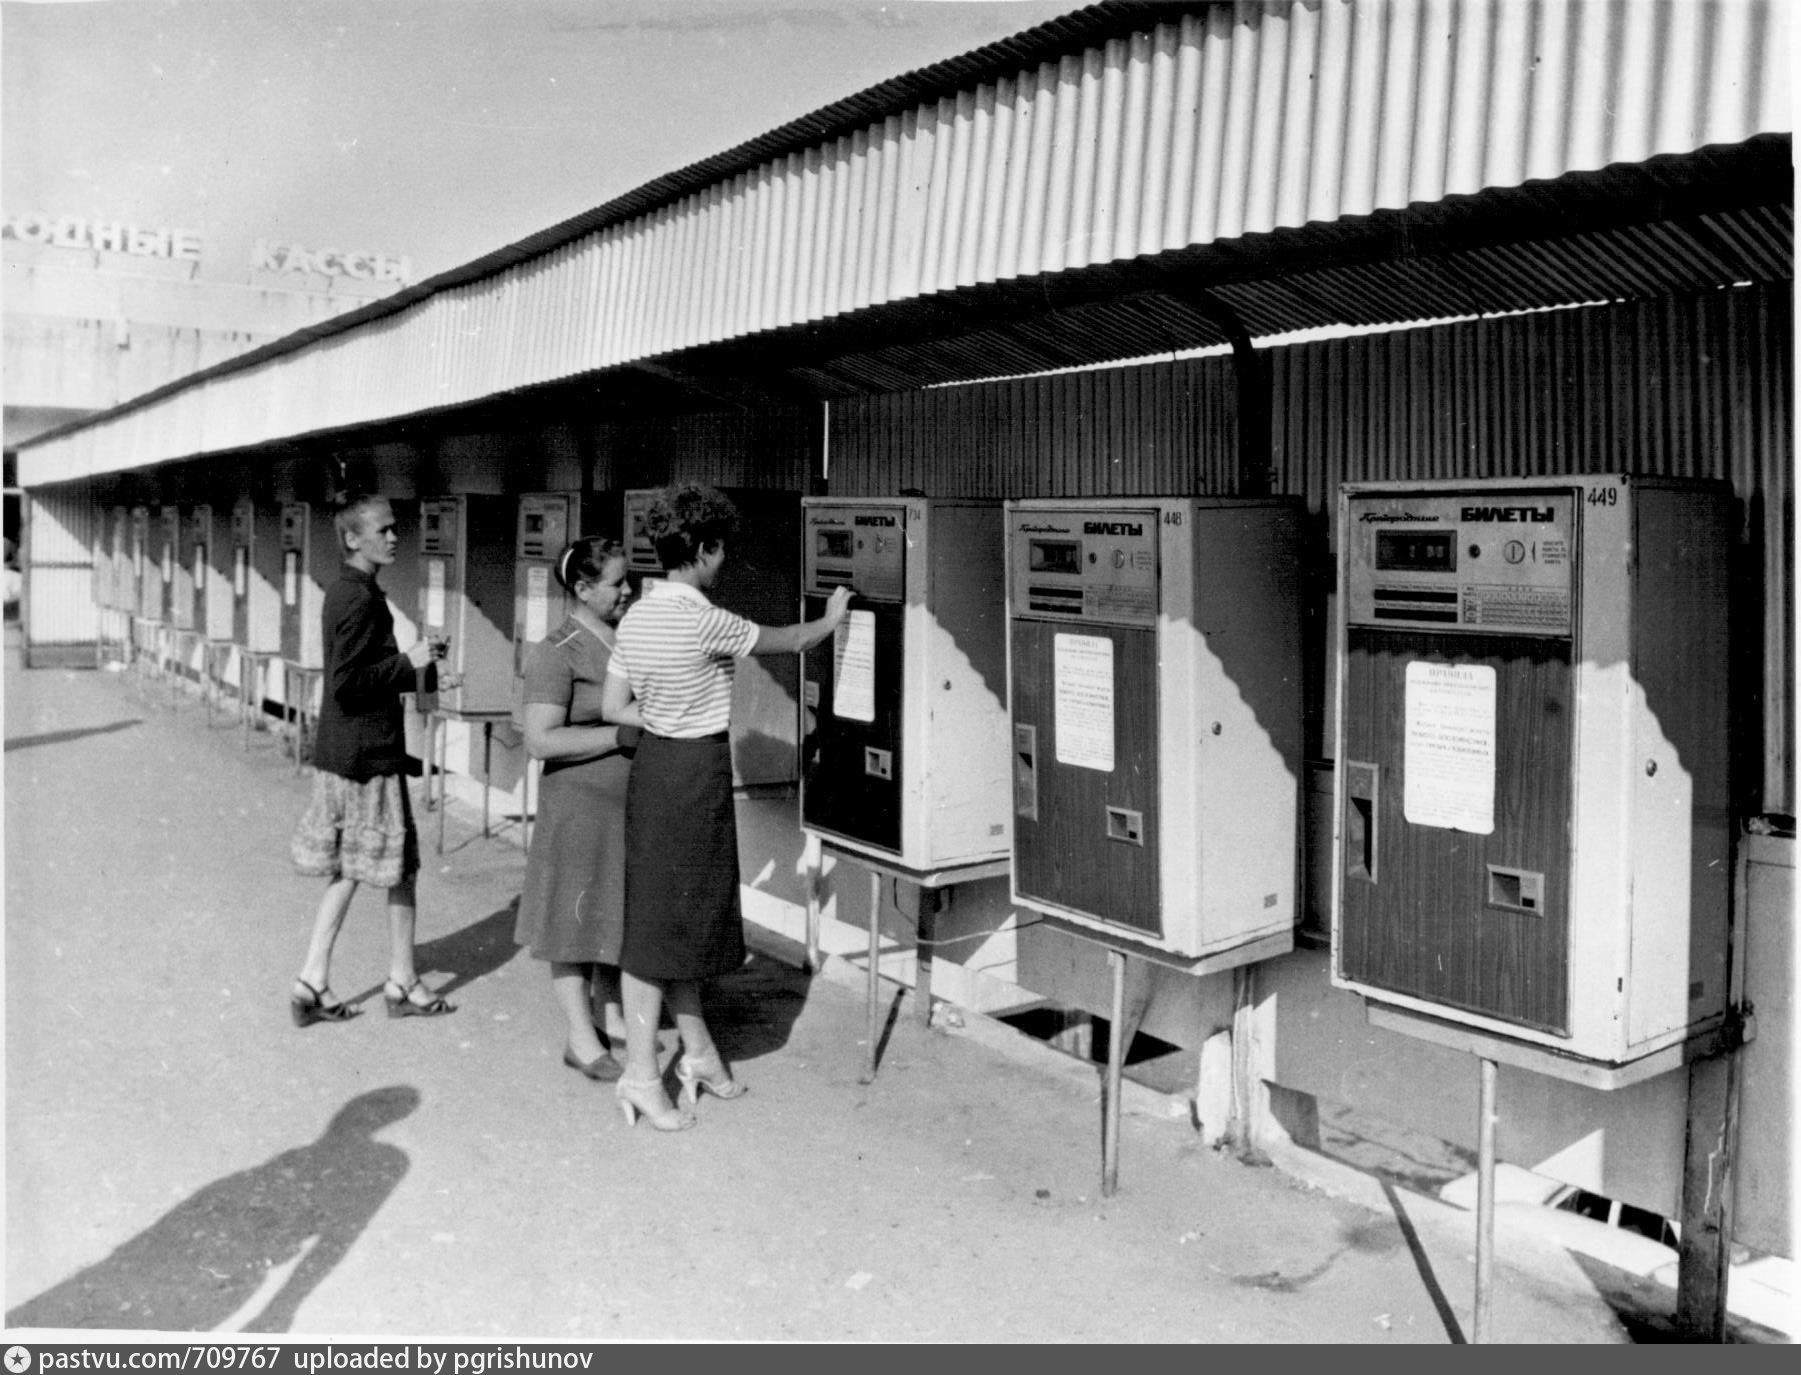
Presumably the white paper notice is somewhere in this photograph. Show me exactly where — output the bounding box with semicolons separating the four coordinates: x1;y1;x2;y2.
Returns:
832;610;876;723
1054;633;1115;772
193;549;206;592
1403;661;1496;834
426;558;447;628
234;548;247;598
283;551;299;607
525;565;550;643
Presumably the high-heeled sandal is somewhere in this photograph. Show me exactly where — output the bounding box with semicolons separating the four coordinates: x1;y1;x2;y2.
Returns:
291;977;358;1028
615;1076;696;1132
383;977;455;1019
675;1051;748;1107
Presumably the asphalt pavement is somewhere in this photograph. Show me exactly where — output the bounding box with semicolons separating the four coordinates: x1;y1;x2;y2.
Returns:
1;628;1726;1342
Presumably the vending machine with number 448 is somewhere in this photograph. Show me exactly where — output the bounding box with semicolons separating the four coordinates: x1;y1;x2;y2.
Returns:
1006;497;1304;969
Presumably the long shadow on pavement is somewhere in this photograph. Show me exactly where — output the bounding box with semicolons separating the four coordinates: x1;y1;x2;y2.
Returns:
1380;1179;1467;1343
333;902;525;1012
415;900;525;1001
6;1086;419;1334
4;719;144;752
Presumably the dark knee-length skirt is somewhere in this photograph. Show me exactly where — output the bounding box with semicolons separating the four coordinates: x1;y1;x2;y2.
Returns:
620;731;744;981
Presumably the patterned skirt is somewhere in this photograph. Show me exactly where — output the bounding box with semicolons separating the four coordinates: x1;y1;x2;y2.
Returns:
290;771;420;889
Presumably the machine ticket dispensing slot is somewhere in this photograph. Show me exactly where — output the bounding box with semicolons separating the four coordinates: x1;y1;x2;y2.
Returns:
1006;498;1303;970
623;487;803;791
1331;475;1735;1076
418;495;515;715
799;497;1009;876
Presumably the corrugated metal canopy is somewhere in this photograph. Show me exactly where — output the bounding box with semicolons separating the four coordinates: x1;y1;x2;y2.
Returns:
18;0;1794;482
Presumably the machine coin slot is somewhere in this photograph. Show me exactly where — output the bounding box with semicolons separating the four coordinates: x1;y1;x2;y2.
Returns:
1486;865;1544;915
1014;723;1038;821
1105;806;1145;847
863;746;893;781
1345;760;1379;883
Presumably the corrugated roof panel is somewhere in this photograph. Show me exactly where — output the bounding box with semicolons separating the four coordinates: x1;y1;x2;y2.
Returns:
21;0;1794;482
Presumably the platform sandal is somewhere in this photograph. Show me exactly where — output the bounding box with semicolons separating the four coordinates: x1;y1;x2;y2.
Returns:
383;977;455;1019
291;977;358;1028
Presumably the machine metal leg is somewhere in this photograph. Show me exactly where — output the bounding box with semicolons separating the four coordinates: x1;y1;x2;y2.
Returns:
481;722;492;839
1103;948;1128;1198
285;664;298;771
860;870;882;1085
804;842;823;974
914;882;935;1028
241;656;254;748
436;714;449;856
1473;1056;1498;1343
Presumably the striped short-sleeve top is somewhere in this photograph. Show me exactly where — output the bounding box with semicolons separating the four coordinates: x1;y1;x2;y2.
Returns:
606;578;759;738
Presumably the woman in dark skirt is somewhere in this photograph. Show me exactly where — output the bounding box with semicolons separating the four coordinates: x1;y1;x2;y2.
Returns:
515;537;637;1083
601;484;851;1131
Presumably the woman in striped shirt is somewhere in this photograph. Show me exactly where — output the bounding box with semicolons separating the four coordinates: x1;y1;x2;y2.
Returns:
602;484;851;1131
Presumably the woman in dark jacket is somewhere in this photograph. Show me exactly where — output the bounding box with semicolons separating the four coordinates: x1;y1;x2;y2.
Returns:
288;493;458;1026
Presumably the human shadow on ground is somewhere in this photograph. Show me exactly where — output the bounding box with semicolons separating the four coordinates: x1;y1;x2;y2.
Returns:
4;719;143;752
6;1086;418;1334
338;901;524;1010
414;899;524;1001
704;949;813;1064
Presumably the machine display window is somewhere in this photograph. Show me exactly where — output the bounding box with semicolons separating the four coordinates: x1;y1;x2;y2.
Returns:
1029;539;1082;575
525;514;544;535
816;529;853;560
1376;530;1456;573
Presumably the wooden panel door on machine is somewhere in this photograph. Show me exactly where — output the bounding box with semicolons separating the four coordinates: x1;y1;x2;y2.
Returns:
1010;618;1161;938
1339;627;1574;1036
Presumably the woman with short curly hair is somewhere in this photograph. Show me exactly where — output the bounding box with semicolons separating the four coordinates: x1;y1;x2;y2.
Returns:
601;483;851;1130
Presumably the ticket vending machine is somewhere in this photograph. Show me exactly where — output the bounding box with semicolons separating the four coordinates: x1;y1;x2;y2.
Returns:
512;491;617;723
623;487;803;789
131;506;157;621
161;505;192;632
1005;498;1304;967
1330;475;1735;1071
799;497;1010;874
187;505;231;641
418;494;516;715
93;506;130;652
279;500;333;669
96;505;126;612
231;498;282;654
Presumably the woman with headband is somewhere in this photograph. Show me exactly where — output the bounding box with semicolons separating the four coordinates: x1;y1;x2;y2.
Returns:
513;536;639;1083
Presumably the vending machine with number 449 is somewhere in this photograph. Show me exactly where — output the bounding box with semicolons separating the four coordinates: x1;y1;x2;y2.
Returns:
1331;475;1735;1073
